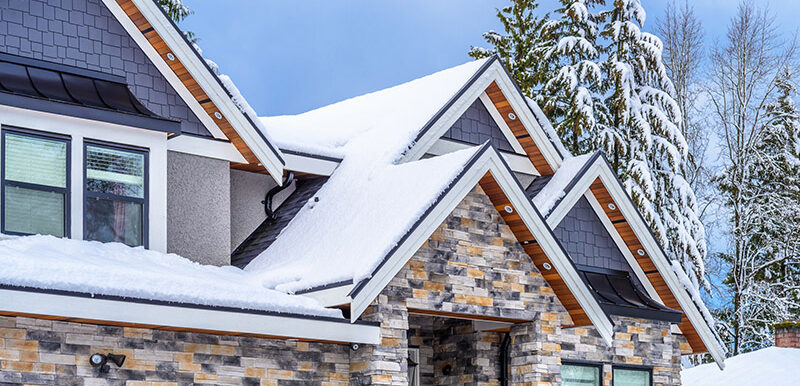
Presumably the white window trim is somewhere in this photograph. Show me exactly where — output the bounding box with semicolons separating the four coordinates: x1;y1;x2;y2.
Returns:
0;104;168;252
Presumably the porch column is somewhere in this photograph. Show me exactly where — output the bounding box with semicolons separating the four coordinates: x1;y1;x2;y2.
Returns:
350;293;409;385
509;318;562;385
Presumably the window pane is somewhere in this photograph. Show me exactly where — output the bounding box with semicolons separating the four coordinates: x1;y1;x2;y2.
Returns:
84;197;142;246
613;368;650;386
86;145;144;198
563;364;600;386
4;132;67;188
4;185;64;237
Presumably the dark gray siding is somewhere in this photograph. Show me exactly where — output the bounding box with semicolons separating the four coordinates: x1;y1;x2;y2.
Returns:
442;98;514;152
554;196;630;271
0;0;210;136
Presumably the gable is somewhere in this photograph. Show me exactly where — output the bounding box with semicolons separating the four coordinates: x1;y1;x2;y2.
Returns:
391;185;567;323
441;98;515;153
554;196;630;273
0;0;209;136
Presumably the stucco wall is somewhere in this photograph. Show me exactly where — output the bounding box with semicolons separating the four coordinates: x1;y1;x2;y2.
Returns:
229;169;286;251
0;0;209;135
0;315;350;385
167;151;230;265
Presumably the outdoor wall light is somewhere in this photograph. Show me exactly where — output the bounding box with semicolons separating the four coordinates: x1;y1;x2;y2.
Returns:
637;249;646;256
89;353;126;373
504;205;514;214
542;262;552;271
214;111;223;119
607;203;617;210
166;52;175;61
507;112;517;120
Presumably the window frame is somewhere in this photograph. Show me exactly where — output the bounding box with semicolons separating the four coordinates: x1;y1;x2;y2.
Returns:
612;364;653;386
82;138;149;248
0;125;71;237
561;360;603;386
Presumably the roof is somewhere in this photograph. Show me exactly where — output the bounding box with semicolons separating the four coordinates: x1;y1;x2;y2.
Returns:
577;266;682;323
232;176;329;268
0;234;338;318
0;52;180;133
260;59;491;160
244;145;484;293
682;347;799;386
105;0;285;181
530;153;595;216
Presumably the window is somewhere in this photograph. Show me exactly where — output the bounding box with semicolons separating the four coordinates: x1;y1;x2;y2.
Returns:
613;366;652;386
407;347;420;386
1;128;69;237
562;362;601;386
83;141;147;247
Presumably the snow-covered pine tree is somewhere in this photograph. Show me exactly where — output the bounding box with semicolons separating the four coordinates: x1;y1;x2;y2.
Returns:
540;0;607;155
600;0;708;291
158;0;196;42
468;0;555;96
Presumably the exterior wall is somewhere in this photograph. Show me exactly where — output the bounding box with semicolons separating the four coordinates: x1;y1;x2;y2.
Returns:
554;196;630;272
229;169;280;251
443;99;514;153
0;315;350;385
774;322;800;348
0;0;209;135
167;151;231;265
391;186;563;320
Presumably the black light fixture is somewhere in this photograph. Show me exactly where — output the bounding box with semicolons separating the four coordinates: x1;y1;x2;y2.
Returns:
89;353;126;373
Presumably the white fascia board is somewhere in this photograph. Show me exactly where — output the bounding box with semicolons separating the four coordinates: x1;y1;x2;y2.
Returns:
593;165;727;368
299;283;353;307
123;0;285;184
349;148;614;345
168;135;247;163
0;288;380;344
546;160;604;228
477;92;526;155
582;191;664;304
483;153;614;345
349;150;494;321
428;139;538;176
401;66;498;163
100;0;226;141
282;152;340;176
485;62;564;170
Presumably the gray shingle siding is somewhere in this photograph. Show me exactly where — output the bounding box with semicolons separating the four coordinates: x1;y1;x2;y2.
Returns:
442;98;514;152
554;196;630;272
0;0;210;136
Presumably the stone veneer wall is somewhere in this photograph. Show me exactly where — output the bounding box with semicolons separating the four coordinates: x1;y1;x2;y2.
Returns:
0;315;350;385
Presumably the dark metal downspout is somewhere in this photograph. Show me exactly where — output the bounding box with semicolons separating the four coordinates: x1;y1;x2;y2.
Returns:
500;332;511;386
262;172;294;222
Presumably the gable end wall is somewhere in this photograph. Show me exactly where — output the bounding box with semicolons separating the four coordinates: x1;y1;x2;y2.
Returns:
0;0;209;136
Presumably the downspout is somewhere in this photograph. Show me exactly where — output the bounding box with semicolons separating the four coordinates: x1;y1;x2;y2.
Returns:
500;332;511;386
262;172;294;221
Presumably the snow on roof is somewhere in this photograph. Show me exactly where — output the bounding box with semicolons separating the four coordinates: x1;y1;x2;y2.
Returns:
532;153;592;215
682;347;797;385
0;235;340;318
244;145;483;293
525;96;572;159
260;58;489;160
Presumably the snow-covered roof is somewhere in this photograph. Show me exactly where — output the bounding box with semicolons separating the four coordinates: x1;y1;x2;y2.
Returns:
531;153;593;215
682;347;799;386
245;145;483;293
0;234;339;318
260;59;490;160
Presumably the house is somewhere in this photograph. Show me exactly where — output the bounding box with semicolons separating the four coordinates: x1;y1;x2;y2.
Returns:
681;322;800;385
0;0;725;385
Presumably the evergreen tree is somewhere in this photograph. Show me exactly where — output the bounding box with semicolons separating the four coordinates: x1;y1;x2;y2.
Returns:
599;0;708;290
541;0;607;154
158;0;196;42
469;0;554;96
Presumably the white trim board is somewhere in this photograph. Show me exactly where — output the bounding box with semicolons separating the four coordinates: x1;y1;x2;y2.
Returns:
0;288;380;344
401;60;563;175
102;0;285;184
478;92;526;155
542;154;727;368
348;146;614;345
167;135;247;163
427;138;538;176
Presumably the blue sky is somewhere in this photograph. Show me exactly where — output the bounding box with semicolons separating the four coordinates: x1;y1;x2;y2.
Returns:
181;0;798;116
